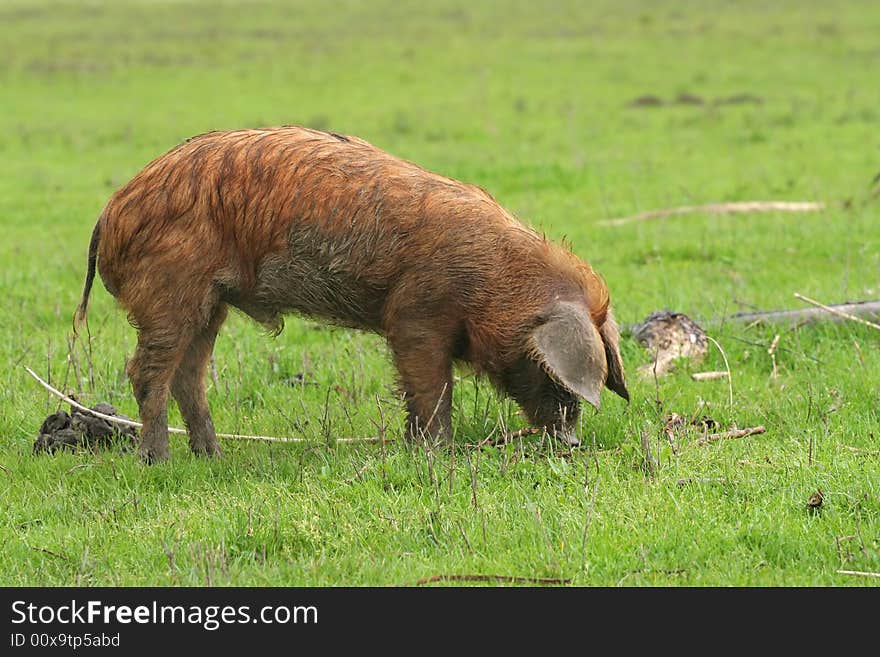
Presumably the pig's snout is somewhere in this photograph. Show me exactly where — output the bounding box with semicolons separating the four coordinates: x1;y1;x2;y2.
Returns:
560;432;580;447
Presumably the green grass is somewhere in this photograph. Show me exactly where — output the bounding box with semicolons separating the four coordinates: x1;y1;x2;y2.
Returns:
1;0;878;586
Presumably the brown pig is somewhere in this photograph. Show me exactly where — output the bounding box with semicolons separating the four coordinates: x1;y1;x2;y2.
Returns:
75;126;628;462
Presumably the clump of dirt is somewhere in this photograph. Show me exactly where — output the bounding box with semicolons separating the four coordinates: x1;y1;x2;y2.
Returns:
806;489;824;511
628;95;665;108
627;92;764;109
714;93;764;106
33;404;139;455
675;92;706;106
662;412;719;442
633;310;708;377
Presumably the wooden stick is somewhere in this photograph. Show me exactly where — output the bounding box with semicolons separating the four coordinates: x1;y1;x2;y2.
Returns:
414;574;570;586
23;365;383;444
716;300;880;328
600;201;825;227
31;545;69;561
794;293;880;331
695;425;766;446
836;569;880;579
691;371;729;381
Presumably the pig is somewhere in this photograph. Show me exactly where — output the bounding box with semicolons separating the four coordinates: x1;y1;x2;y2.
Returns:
75;126;628;462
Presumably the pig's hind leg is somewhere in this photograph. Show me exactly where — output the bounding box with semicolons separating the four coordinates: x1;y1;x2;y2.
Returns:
125;284;221;463
127;322;193;463
170;303;228;456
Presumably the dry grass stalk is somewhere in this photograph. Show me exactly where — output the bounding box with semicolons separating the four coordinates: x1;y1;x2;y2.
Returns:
691;371;729;381
600;201;825;227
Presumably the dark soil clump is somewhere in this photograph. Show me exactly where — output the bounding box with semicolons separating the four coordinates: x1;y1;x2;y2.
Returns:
33;403;139;454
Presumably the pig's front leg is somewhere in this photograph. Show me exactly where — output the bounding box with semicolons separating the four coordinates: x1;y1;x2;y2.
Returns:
387;322;454;443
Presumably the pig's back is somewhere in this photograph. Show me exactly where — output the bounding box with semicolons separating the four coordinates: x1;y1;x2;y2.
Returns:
99;126;540;332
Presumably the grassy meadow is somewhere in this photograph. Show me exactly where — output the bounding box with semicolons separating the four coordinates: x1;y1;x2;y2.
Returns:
0;0;878;586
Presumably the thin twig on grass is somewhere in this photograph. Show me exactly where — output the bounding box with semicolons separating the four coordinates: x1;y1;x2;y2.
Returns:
31;545;70;561
530;503;560;572
840;445;879;456
344;463;371;485
767;334;780;379
413;574;570;586
209;355;220;388
475;426;541;448
580;478;600;557
836;569;880;579
465;448;480;511
364;397;388;480
599;201;825;227
705;336;733;407
691;371;729;381
23;364;382;444
418;382;449;445
793;293;880;331
640;429;657;479
677;477;726;486
694;425;766;446
455;519;474;553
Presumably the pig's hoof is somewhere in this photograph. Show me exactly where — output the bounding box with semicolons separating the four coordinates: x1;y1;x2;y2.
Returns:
138;444;171;464
190;440;222;457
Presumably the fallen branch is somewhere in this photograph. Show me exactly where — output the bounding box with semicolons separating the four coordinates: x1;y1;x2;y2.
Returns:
794;293;880;331
23;365;383;445
695;425;766;446
414;574;570;586
624;300;880;334
717;300;880;328
600;201;825;227
836;569;880;579
475;426;541;448
31;545;69;561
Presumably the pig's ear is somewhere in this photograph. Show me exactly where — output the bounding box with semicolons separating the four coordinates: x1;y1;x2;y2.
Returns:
599;309;630;402
529;301;608;411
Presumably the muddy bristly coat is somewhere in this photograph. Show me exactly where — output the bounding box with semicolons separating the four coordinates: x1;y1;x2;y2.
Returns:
76;126;629;462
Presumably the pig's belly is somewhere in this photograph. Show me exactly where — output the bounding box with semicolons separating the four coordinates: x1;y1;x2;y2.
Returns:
226;241;391;333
